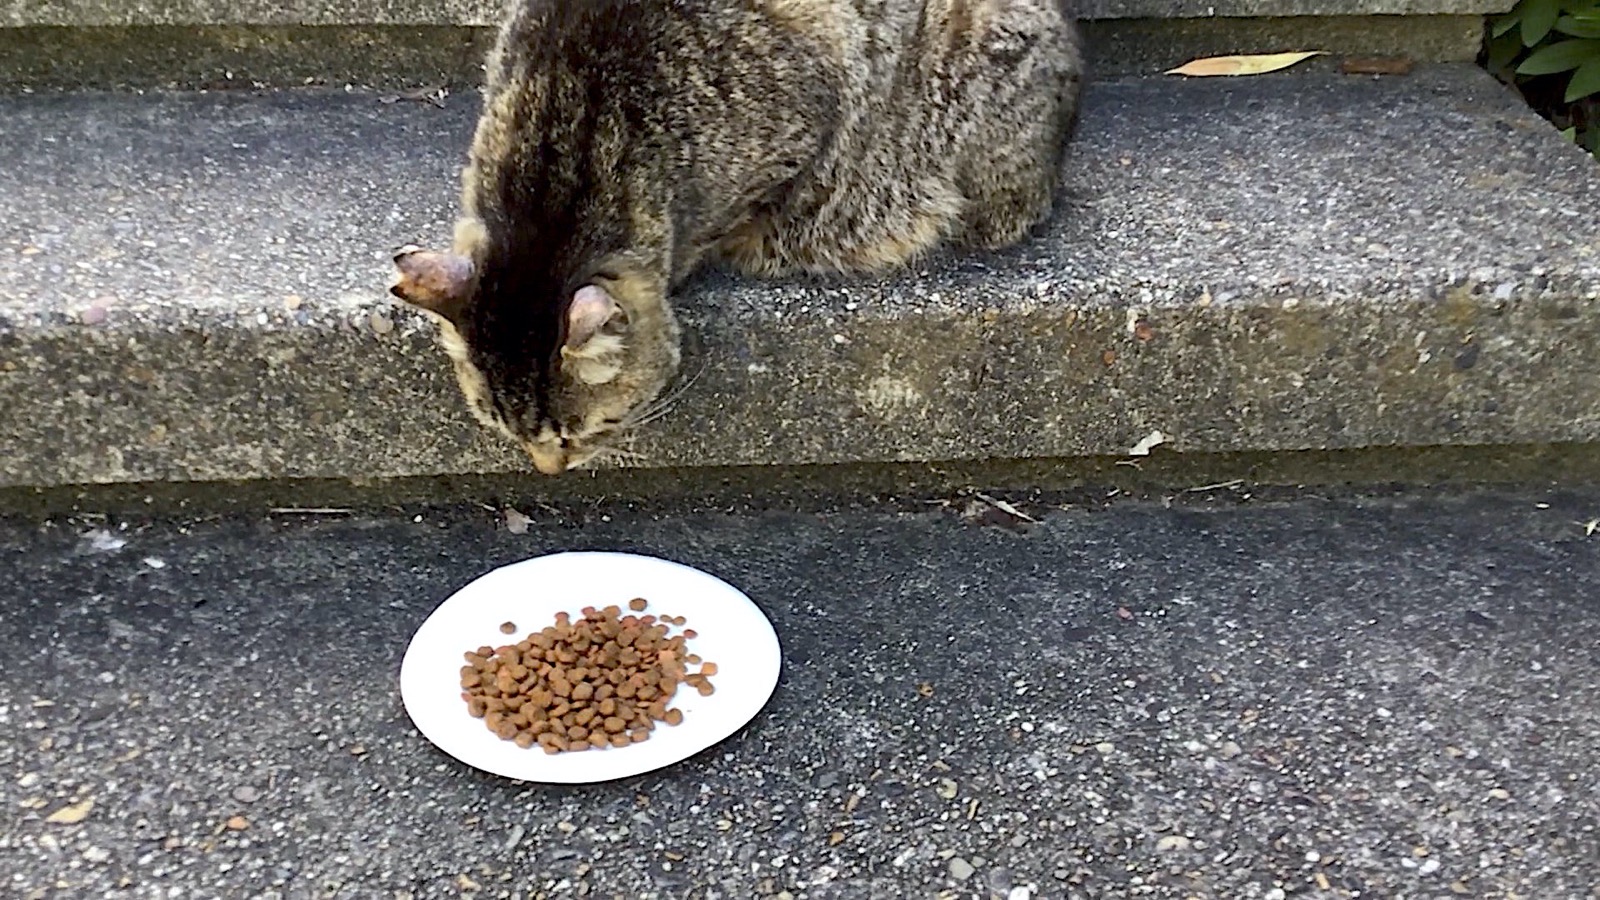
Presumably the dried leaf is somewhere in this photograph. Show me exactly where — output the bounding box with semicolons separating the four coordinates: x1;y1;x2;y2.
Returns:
226;815;250;831
1128;430;1168;457
503;508;532;535
45;799;94;824
1167;51;1326;77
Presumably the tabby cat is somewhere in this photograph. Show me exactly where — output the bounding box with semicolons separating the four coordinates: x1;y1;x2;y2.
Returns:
390;0;1082;474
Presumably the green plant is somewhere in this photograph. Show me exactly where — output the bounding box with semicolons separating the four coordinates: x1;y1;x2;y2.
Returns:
1487;0;1600;156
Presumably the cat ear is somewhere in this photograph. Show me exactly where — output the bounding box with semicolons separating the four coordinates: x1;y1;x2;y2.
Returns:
560;284;629;385
389;245;474;324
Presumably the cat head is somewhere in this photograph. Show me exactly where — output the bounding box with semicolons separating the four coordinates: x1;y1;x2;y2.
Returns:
388;225;680;474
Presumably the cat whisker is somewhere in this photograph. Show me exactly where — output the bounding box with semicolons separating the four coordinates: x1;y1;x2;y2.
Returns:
626;362;706;429
591;445;650;467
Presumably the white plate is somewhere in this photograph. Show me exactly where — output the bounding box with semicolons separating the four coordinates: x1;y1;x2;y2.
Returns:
400;551;781;783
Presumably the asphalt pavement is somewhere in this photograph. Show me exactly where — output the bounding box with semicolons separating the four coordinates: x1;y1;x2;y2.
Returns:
3;487;1599;899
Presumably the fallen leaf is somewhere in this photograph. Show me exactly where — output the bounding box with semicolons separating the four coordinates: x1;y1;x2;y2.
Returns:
225;815;250;831
916;682;935;698
46;799;94;824
829;831;846;846
1128;430;1168;457
503;508;532;535
1167;51;1326;77
1116;606;1135;621
1339;56;1414;76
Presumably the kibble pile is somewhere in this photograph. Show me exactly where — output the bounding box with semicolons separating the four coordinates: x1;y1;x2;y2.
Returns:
460;598;717;754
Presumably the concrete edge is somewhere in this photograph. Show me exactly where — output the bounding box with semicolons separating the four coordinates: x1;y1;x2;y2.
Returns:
4;443;1599;518
1;0;1515;29
0;15;1490;90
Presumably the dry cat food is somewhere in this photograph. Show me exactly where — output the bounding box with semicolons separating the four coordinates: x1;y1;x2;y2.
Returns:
460;598;716;753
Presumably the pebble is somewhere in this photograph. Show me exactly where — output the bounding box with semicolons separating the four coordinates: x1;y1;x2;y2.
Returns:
1487;788;1511;800
1094;742;1115;755
1155;835;1191;852
230;786;260;803
948;857;975;881
1419;859;1441;875
82;846;110;863
936;778;958;800
1219;741;1243;759
1008;889;1034;900
18;773;39;788
369;312;395;335
1264;889;1286;900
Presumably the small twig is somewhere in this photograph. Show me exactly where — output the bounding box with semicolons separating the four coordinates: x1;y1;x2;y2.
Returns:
972;491;1039;523
1186;479;1245;493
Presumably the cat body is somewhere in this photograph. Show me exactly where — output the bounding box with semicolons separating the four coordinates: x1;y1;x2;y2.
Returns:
391;0;1082;473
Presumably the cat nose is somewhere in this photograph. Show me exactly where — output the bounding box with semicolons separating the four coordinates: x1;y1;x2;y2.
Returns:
526;445;567;475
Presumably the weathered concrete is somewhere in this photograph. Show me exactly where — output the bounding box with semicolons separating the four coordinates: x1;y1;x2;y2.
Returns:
0;0;1516;28
1;66;1598;490
1085;14;1490;73
0;16;1492;90
4;487;1600;898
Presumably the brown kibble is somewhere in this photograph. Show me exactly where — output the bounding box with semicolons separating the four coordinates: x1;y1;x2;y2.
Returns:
461;597;706;752
683;629;698;639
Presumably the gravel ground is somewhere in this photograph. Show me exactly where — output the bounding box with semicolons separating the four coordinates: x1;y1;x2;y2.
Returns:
3;487;1599;899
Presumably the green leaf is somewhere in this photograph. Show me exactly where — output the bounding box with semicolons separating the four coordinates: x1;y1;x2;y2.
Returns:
1487;31;1526;76
1516;38;1600;74
1565;56;1600;100
1555;13;1600;37
1560;126;1577;142
1522;0;1562;45
1492;10;1523;38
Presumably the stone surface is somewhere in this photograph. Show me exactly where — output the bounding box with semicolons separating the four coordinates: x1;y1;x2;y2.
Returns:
2;486;1600;897
0;16;1492;89
1083;14;1489;74
2;66;1598;489
0;0;1518;28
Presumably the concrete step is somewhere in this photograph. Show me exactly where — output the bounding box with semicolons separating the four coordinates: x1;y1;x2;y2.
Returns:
1;64;1597;493
0;0;1513;88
